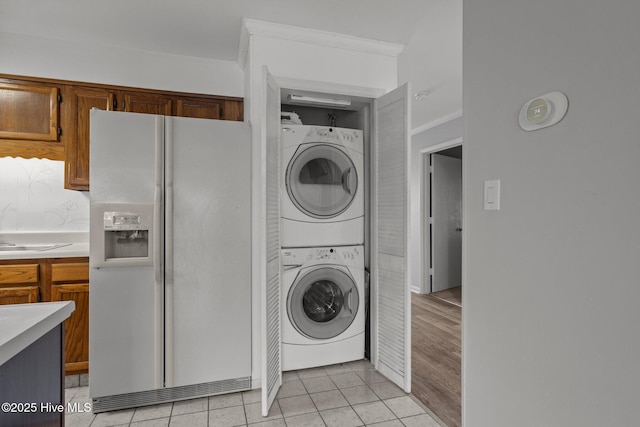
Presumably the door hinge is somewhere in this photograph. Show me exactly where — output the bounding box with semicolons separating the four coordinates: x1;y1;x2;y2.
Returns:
429;268;434;275
58;127;62;136
429;165;434;173
113;99;118;110
58;94;63;103
429;217;433;224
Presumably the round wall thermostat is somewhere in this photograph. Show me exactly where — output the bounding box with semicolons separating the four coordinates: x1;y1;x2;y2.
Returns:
519;91;568;131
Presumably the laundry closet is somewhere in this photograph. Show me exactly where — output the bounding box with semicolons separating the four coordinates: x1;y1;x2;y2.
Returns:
279;92;369;376
240;19;411;416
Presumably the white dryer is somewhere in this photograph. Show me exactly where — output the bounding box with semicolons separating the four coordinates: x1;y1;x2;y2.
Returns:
281;245;365;371
281;125;364;248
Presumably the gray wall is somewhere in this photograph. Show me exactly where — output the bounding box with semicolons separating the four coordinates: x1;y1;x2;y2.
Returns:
410;116;463;292
463;0;640;425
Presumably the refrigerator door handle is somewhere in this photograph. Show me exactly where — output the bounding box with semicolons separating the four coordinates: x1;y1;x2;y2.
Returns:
164;117;175;388
153;116;164;389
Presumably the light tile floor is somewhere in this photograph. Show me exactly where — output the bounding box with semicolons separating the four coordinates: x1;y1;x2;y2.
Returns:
65;360;444;427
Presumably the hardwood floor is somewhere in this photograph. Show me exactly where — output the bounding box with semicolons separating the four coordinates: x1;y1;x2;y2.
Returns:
412;290;461;427
431;286;462;307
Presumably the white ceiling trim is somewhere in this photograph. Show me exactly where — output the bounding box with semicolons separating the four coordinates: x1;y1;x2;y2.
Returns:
238;18;405;68
411;110;462;135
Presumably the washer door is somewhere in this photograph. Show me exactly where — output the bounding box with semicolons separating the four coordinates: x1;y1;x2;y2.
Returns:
288;267;360;340
286;144;358;219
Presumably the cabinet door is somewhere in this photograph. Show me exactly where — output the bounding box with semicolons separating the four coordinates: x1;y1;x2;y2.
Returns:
0;286;38;304
51;262;89;375
0;264;39;285
0;263;40;305
175;97;223;119
64;87;114;190
0;81;60;141
223;100;244;121
122;92;172;115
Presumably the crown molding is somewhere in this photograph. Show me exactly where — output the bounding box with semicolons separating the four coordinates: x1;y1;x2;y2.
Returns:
237;20;250;70
238;18;405;67
411;110;463;135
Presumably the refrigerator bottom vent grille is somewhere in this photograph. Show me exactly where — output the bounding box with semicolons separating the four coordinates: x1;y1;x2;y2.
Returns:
92;377;252;413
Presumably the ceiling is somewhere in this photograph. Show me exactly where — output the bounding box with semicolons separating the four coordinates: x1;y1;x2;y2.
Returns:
0;0;433;61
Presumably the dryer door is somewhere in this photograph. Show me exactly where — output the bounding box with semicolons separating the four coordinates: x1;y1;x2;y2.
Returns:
288;267;359;340
286;144;358;219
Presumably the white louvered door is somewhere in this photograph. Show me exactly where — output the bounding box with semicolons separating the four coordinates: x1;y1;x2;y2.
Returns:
372;84;411;392
261;67;282;416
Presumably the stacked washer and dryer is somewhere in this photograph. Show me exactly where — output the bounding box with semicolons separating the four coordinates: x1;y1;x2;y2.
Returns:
281;123;366;371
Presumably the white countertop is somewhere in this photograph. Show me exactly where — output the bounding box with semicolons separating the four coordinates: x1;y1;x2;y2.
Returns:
0;301;75;366
0;231;89;260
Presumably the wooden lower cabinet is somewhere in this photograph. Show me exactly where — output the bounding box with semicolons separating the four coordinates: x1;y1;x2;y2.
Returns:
51;283;89;375
0;258;89;375
0;286;39;304
50;261;89;375
0;264;40;305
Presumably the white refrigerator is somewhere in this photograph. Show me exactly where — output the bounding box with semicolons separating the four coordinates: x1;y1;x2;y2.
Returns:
89;110;252;412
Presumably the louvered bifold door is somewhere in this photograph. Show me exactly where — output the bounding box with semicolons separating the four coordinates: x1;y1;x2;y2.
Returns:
261;67;282;416
372;83;411;392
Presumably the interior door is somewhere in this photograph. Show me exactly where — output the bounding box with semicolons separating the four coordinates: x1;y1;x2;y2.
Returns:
431;153;462;292
372;83;411;392
262;67;282;416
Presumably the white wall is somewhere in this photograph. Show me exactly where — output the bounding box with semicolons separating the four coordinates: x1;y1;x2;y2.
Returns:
398;0;462;131
409;116;463;293
464;0;640;425
0;32;243;96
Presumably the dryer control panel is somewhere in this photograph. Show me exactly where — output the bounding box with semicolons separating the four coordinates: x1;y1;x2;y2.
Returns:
281;246;364;268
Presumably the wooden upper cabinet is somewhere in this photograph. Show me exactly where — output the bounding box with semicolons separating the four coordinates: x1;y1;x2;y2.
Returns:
175;97;243;121
0;74;243;188
175;97;223;119
222;100;244;121
0;82;59;141
64;86;114;191
0;79;64;160
122;92;172;115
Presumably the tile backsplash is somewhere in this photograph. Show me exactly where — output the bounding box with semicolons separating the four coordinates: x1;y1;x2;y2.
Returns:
0;157;89;232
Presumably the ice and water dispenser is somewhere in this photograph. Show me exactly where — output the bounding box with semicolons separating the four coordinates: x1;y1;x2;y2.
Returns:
90;203;154;268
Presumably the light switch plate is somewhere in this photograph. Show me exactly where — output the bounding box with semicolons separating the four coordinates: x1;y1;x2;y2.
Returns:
484;180;501;210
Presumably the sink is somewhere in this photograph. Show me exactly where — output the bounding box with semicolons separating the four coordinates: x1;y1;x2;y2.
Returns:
0;243;72;252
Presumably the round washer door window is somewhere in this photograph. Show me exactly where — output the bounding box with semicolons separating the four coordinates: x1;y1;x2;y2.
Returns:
286;144;357;218
288;267;359;340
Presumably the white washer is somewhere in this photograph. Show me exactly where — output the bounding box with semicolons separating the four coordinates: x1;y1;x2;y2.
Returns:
281;245;365;371
281;125;364;248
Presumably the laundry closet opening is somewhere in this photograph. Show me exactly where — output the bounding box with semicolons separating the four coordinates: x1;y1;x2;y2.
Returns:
279;87;375;361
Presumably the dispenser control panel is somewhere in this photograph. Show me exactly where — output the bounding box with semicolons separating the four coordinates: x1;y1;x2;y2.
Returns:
104;212;145;230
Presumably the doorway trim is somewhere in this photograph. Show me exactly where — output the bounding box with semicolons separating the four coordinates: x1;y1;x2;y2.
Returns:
419;137;463;294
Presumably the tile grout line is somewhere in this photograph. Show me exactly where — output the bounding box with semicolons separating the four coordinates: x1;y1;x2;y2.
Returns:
66;361;439;427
